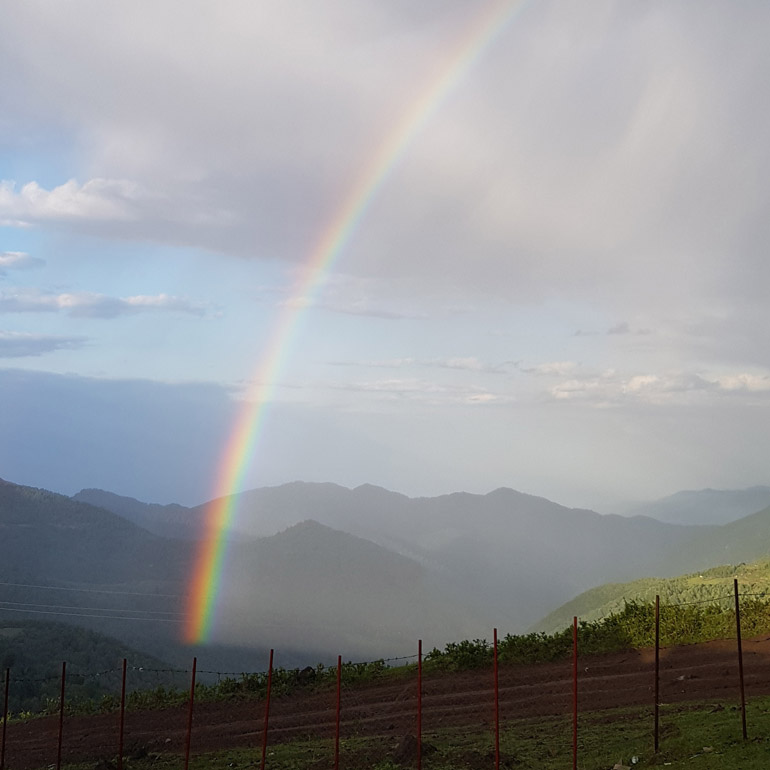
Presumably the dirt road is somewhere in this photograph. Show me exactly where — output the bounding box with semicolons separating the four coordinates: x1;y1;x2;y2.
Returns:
5;634;769;769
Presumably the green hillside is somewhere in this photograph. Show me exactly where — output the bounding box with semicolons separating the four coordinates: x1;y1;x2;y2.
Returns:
534;558;770;634
0;620;181;715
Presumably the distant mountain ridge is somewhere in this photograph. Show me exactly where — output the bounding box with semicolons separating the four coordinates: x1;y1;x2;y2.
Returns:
73;487;200;539
72;480;715;630
176;481;702;629
627;486;770;526
0;478;190;584
2;476;767;666
1;479;488;662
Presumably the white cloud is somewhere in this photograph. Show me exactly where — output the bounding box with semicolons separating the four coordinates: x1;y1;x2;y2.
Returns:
0;289;209;318
0;179;142;225
715;374;770;393
548;369;770;406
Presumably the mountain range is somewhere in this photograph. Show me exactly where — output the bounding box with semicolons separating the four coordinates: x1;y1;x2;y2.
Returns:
2;477;770;668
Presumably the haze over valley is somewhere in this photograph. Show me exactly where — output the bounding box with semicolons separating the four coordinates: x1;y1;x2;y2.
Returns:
3;475;770;672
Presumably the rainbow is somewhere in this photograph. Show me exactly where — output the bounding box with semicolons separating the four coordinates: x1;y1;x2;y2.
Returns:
184;0;532;644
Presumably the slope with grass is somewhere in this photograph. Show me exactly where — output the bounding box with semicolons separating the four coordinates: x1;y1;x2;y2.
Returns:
534;558;770;634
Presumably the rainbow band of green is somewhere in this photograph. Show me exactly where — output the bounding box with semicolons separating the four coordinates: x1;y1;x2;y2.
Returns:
184;0;531;644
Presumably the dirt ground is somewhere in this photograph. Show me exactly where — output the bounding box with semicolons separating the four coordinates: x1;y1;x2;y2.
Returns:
4;634;769;769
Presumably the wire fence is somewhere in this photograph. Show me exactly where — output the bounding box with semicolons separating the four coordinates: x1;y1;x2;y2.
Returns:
2;580;770;770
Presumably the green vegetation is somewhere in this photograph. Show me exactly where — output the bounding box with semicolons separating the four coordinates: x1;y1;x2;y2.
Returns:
0;620;183;715
536;559;770;634
425;593;770;671
53;696;770;769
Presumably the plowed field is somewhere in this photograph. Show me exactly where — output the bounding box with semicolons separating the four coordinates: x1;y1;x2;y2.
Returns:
5;635;770;769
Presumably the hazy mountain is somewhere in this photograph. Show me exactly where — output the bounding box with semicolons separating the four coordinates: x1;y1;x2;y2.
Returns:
73;487;200;539
185;482;702;629
534;558;770;634
626;486;770;526
218;520;491;658
0;478;190;584
2;479;487;664
662;504;770;573
15;476;770;658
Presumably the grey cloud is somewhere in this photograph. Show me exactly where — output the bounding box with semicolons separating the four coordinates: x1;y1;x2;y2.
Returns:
320;301;427;320
1;1;770;379
329;377;506;406
0;251;46;274
0;368;237;505
0;331;87;357
521;361;578;377
1;0;764;306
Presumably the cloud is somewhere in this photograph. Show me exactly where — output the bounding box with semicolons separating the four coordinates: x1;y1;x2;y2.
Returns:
0;368;236;505
0;251;45;274
547;369;770;406
427;356;505;373
0;289;210;318
1;0;765;319
0;178;142;225
715;373;770;393
328;356;507;373
0;331;86;357
330;377;506;406
521;361;578;377
324;302;427;320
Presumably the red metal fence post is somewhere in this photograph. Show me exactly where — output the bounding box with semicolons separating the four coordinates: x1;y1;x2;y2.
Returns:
572;617;578;770
335;654;342;770
1;668;9;770
117;658;127;770
417;639;422;770
654;595;660;753
56;661;66;770
260;649;274;770
183;656;197;770
493;628;500;770
734;579;747;739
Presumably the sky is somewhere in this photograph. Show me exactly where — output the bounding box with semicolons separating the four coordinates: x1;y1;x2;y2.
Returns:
1;0;770;511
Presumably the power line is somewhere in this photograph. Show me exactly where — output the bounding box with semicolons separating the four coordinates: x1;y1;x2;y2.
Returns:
0;580;182;598
0;606;185;623
0;600;184;617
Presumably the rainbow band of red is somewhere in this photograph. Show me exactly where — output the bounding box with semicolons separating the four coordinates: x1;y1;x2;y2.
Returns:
184;0;531;644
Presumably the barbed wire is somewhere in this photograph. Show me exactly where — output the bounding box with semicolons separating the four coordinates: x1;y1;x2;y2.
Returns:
662;593;734;607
